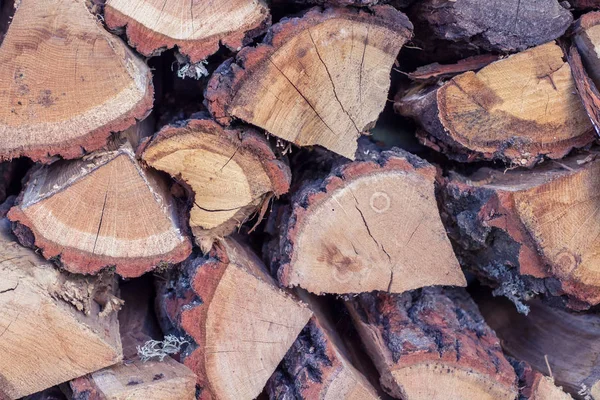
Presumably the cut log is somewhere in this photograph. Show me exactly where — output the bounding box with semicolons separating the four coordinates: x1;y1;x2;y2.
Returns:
155;238;313;400
0;0;153;162
8;143;192;277
205;6;413;159
266;292;380;400
104;0;270;62
512;360;574;400
397;42;595;166
477;294;600;398
569;0;600;9
441;150;600;309
69;357;196;400
0;218;122;399
141;118;291;252
70;275;196;400
346;288;518;400
410;0;572;53
271;146;465;295
572;12;600;135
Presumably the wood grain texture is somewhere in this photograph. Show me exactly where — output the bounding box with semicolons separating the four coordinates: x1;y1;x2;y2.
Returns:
141;118;290;252
104;0;270;62
272;147;465;295
0;0;153;162
206;6;413;158
0;218;122;399
398;42;594;166
156;239;312;400
8;144;191;277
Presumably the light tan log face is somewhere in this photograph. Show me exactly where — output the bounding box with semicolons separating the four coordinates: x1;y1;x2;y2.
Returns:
0;219;121;399
141;119;290;251
278;149;465;295
8;145;191;277
105;0;270;62
0;0;153;162
206;6;413;159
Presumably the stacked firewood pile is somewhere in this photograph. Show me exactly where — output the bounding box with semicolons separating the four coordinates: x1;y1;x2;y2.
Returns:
2;0;600;399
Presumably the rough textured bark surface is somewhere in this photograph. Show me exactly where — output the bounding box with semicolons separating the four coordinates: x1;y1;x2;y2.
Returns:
406;54;500;82
0;0;153;162
141;117;291;252
8;144;191;277
346;288;518;400
397;42;594;167
0;218;122;399
442;150;600;310
266;293;380;400
410;0;572;53
155;239;312;400
511;360;573;400
478;294;600;398
206;6;413;159
270;146;465;295
104;0;270;62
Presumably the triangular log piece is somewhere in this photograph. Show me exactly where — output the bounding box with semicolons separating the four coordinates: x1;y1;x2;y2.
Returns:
410;0;572;53
69;357;196;400
0;218;122;399
0;0;154;162
155;239;313;400
104;0;270;62
8;144;192;277
442;150;600;309
141;118;291;252
512;360;574;400
406;54;500;83
477;293;600;398
397;42;594;167
205;6;413;159
266;292;380;400
271;147;465;295
346;288;518;400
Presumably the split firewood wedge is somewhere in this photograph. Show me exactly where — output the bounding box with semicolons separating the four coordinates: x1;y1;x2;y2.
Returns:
206;6;413;158
8;143;191;277
0;0;153;162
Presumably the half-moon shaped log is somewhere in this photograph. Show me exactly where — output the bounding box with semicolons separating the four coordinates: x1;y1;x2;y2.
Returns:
104;0;270;62
0;0;153;162
8;144;191;277
141;118;290;252
274;147;466;294
206;6;413;159
398;42;594;166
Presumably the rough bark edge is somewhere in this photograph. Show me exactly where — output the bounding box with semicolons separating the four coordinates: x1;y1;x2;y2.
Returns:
397;56;596;167
406;54;500;82
140;117;291;250
7;148;192;278
275;147;436;290
441;167;600;310
347;288;518;399
0;13;155;163
104;2;271;63
205;5;413;125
